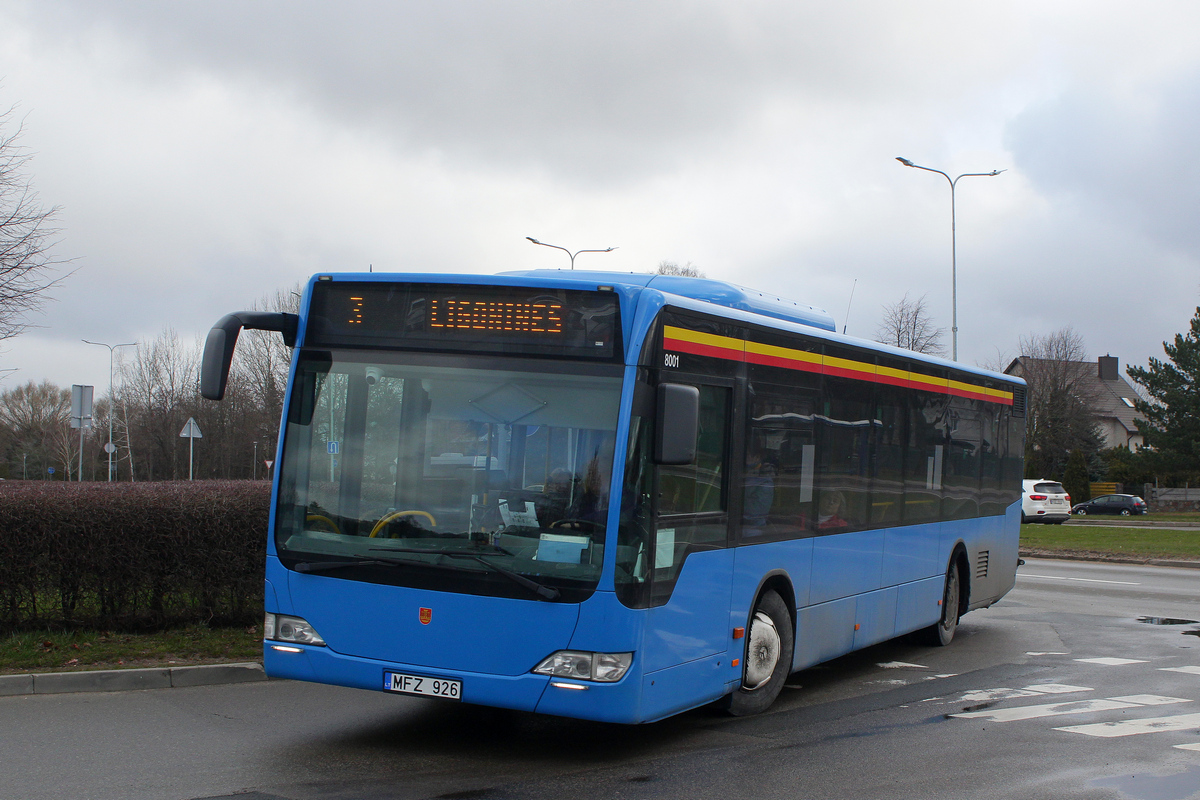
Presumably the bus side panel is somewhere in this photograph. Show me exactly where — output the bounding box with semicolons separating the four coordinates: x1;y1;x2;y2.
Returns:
640;657;734;723
852;586;898;649
966;505;1020;609
895;575;944;635
795;596;857;671
643;550;735;673
809;530;885;604
730;538;813;663
881;522;942;587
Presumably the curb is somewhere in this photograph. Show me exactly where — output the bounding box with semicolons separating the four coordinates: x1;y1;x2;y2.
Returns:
1020;550;1200;570
0;661;266;698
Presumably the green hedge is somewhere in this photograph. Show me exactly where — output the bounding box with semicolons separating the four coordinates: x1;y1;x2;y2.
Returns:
0;481;270;632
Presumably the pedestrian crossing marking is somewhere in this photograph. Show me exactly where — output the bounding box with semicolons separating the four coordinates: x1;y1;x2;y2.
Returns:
951;696;1189;723
960;684;1091;703
1056;711;1200;738
1075;657;1148;666
1108;695;1193;706
1024;684;1093;695
1161;666;1200;676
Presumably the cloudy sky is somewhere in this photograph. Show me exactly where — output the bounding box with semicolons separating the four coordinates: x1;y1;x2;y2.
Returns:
0;1;1198;393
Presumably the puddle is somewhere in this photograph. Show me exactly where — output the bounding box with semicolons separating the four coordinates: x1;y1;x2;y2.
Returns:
1091;765;1200;800
1137;617;1198;625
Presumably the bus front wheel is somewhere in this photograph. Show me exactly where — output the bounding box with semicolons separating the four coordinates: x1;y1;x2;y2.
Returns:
723;590;794;716
919;560;962;647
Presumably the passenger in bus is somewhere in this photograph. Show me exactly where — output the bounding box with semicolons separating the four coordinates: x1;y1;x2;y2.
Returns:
742;444;776;536
817;489;849;531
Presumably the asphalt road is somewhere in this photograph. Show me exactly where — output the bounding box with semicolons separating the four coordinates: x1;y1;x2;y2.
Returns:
3;558;1198;800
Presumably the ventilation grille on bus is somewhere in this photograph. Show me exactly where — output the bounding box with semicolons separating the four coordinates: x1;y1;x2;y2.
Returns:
976;550;990;580
1011;386;1027;417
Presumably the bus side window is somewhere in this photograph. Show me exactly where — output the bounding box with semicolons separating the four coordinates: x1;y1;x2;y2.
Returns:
743;384;817;540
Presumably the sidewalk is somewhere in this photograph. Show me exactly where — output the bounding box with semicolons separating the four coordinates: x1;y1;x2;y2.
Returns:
0;661;265;697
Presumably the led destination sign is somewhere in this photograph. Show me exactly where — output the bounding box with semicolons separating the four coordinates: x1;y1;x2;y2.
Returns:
428;298;564;334
306;282;619;359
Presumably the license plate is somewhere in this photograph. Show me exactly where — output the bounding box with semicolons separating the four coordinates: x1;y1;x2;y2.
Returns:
384;671;462;700
1049;499;1062;504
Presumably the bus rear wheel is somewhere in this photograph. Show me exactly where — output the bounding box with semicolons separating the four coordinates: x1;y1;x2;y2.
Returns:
919;560;962;647
723;590;794;716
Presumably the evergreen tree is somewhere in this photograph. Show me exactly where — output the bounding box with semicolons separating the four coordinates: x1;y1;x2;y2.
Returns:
1061;448;1090;504
1127;307;1200;480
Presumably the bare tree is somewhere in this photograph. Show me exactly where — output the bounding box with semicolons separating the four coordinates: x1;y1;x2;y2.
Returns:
1006;327;1104;479
0;380;70;478
0;104;65;340
118;328;200;480
656;261;705;278
874;293;947;355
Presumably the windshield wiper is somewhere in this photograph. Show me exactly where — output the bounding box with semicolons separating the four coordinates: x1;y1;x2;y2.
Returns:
369;546;560;601
294;557;410;574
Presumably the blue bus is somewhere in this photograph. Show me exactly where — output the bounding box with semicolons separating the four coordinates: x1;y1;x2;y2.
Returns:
201;270;1025;723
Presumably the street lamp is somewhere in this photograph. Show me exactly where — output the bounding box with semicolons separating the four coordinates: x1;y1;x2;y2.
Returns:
896;157;1004;361
83;339;137;481
526;237;617;270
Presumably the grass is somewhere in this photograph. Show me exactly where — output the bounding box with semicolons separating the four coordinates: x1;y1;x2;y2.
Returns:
0;624;262;675
1021;524;1200;561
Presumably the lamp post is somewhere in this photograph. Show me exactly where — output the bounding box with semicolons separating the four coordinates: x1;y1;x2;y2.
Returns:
83;339;137;481
525;237;617;269
895;157;1004;361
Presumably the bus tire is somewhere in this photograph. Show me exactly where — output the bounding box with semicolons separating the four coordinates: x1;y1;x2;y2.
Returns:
919;559;962;647
723;590;794;716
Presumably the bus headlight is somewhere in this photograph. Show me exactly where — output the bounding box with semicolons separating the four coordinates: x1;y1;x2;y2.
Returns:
264;612;326;646
533;650;632;682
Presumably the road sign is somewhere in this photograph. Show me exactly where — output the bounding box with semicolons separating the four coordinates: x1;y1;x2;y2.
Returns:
180;418;203;480
103;442;116;454
70;385;94;429
328;441;340;455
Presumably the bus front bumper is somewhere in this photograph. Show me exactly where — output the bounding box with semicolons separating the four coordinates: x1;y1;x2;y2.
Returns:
264;642;647;723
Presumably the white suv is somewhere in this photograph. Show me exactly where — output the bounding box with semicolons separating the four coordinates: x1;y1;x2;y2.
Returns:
1021;479;1071;524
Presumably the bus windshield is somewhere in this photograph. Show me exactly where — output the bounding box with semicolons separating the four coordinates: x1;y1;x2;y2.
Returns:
274;351;621;601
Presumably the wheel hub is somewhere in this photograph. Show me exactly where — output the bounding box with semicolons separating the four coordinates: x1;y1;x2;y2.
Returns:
744;610;780;689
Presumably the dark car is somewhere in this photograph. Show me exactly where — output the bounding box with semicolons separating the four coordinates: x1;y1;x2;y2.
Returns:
1071;494;1148;517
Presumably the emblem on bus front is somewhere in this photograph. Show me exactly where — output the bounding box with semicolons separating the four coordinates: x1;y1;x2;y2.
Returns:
419;608;432;625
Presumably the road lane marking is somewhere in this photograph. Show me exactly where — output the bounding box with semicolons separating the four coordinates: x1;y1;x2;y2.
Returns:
1056;711;1200;738
1161;666;1200;676
1018;574;1141;586
1075;657;1148;666
1175;743;1200;752
1025;651;1070;656
1025;684;1094;694
951;696;1189;723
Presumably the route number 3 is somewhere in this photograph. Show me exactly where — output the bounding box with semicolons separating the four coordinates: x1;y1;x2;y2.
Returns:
663;353;680;368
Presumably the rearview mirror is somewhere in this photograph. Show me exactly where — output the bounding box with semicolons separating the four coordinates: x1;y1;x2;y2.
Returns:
655;383;699;465
201;311;298;400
